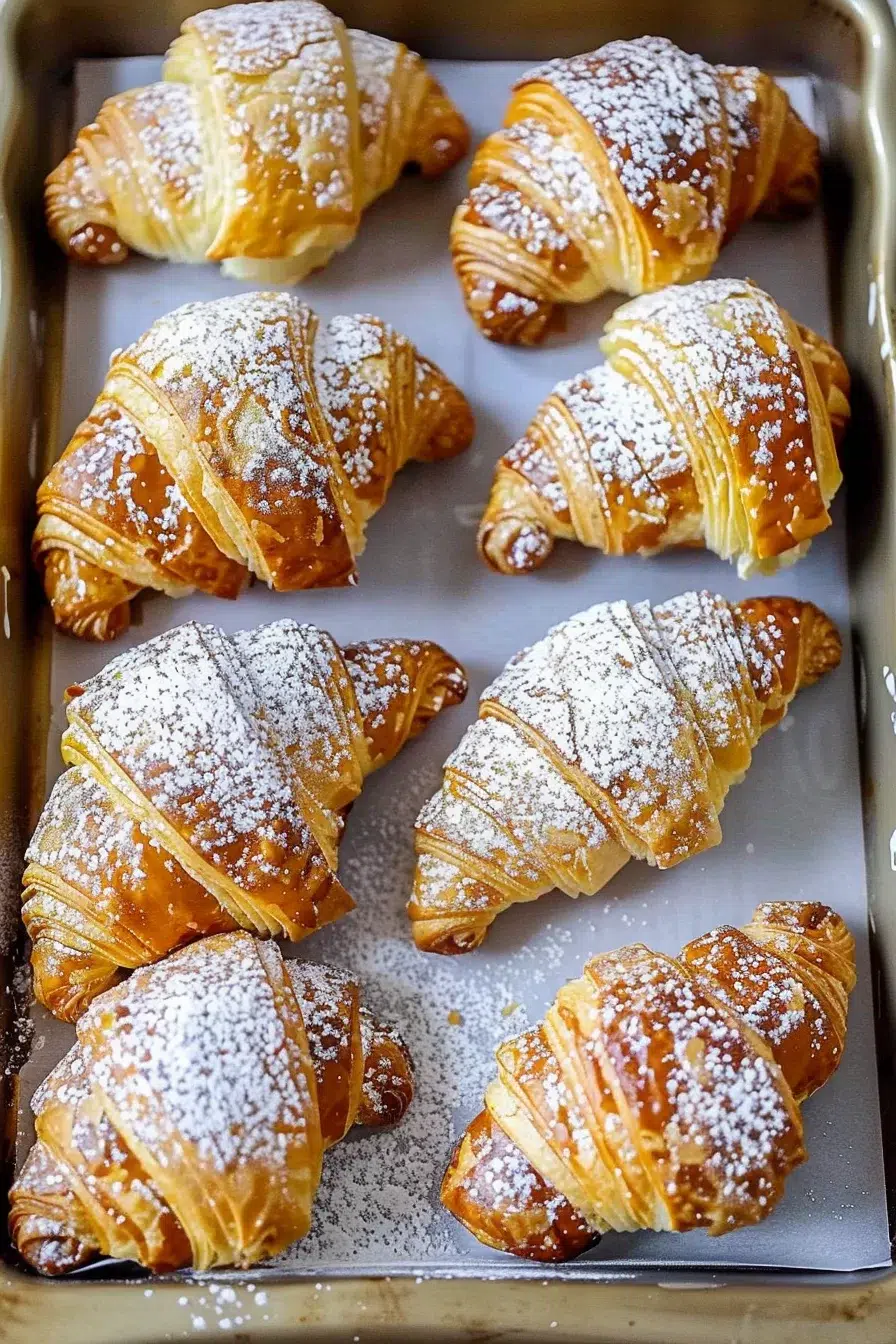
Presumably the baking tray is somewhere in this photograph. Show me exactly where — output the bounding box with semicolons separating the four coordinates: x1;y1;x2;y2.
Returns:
31;53;889;1282
2;0;896;1340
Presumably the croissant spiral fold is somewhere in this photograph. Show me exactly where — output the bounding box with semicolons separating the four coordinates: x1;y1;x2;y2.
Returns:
410;591;840;954
10;931;415;1274
442;900;855;1259
24;617;467;1021
479;278;850;578
46;0;470;280
451;36;820;343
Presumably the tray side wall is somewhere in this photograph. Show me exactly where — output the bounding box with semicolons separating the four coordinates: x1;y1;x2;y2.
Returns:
0;0;894;1338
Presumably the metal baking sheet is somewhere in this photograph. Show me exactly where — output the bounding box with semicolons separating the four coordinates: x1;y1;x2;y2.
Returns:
18;56;890;1278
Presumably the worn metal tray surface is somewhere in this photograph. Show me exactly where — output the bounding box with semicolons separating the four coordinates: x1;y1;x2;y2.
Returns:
1;1;896;1340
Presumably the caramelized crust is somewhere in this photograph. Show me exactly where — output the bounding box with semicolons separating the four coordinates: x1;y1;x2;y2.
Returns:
442;902;855;1259
451;38;819;344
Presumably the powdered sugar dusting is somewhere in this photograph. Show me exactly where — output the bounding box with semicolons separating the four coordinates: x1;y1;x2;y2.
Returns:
63;621;320;894
188;1;337;79
83;933;315;1172
523;38;727;224
127;83;205;215
584;947;799;1225
128;293;336;548
480;599;721;865
467;182;570;259
313;314;389;491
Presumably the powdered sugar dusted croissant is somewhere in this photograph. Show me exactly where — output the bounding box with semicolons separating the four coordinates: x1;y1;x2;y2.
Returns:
452;37;819;344
25;617;466;1021
34;292;474;640
442;901;854;1259
11;931;415;1274
46;1;469;281
479;278;849;578
410;591;840;953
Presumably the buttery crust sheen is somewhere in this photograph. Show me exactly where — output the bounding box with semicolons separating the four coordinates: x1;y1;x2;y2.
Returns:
451;37;819;343
442;901;855;1259
46;1;469;281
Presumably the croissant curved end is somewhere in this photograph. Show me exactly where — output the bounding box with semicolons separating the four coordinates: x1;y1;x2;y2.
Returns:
14;1227;96;1277
410;652;469;738
29;937;125;1025
37;549;134;642
408;79;471;178
66;223;129;267
798;602;843;688
441;1110;598;1261
752;900;856;976
759;107;821;220
357;1013;415;1129
409;910;490;956
478;515;555;575
424;385;477;463
450;226;557;345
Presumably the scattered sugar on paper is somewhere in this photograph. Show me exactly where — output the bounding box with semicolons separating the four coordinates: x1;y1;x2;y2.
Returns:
269;769;536;1267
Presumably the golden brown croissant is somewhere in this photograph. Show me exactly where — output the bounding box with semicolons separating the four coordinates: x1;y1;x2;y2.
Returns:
479;278;849;578
410;591;840;954
33;291;474;640
46;1;469;281
11;930;415;1275
451;37;819;344
442;900;855;1260
25;617;466;1021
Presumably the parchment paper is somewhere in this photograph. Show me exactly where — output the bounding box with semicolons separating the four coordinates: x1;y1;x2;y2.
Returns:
27;57;891;1276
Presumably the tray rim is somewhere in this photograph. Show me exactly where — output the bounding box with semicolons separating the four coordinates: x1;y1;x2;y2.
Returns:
2;0;896;1337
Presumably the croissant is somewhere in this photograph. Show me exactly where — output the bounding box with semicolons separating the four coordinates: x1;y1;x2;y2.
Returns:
33;291;474;640
10;930;415;1274
45;0;469;281
451;36;819;344
24;617;466;1022
410;590;840;954
442;900;855;1259
479;278;850;578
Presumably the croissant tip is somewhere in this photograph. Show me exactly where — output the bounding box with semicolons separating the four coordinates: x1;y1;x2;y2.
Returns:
451;260;554;346
66;224;129;266
411;918;487;955
799;603;842;686
478;518;554;574
358;1016;415;1128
